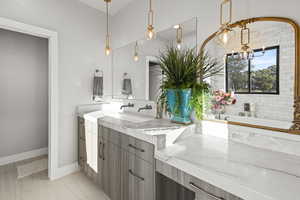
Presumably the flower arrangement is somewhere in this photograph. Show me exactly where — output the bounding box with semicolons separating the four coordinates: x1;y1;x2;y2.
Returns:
211;90;237;112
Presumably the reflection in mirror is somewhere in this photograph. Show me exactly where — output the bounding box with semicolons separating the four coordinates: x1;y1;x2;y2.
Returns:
204;21;295;129
112;18;198;101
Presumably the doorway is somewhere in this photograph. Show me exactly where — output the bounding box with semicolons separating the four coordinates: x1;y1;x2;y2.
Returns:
0;17;58;179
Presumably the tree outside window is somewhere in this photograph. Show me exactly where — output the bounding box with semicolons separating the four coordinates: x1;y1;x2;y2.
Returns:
226;46;279;94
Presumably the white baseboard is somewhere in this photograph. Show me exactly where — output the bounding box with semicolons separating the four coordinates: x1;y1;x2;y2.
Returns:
0;148;48;166
50;162;79;180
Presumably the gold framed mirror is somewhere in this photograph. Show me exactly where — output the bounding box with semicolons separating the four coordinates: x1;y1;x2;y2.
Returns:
200;17;300;135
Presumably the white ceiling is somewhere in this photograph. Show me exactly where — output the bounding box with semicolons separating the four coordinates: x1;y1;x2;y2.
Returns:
78;0;135;15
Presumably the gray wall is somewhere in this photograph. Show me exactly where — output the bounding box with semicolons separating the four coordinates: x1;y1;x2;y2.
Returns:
0;0;109;166
0;29;48;157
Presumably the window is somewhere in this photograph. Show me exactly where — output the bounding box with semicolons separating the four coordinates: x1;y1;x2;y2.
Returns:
226;46;279;94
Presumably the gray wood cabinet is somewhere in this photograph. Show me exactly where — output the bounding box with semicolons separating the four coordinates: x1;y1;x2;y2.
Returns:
78;117;86;169
156;172;195;200
97;125;155;200
100;141;122;200
121;151;155;200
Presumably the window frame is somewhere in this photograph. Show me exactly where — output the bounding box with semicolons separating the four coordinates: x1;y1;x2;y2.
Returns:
225;45;280;95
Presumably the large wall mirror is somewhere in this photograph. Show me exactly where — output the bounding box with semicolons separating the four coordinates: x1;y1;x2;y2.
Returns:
201;17;300;134
112;17;198;101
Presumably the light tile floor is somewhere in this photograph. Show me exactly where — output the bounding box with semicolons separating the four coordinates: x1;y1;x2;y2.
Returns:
0;158;109;200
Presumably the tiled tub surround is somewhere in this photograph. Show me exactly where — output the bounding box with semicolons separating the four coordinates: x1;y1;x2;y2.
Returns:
156;134;300;200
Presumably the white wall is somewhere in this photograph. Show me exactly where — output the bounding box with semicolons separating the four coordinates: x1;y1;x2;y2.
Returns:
0;29;48;157
111;0;300;49
112;39;165;100
0;0;109;167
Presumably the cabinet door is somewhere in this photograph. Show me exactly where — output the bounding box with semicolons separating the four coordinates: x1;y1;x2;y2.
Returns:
122;152;155;200
78;117;86;168
156;172;195;200
101;141;122;200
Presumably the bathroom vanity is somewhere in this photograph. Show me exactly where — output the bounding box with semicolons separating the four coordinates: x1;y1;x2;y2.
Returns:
78;111;300;200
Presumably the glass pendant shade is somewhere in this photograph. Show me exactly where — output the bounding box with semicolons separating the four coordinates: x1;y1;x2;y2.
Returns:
133;42;139;61
217;27;235;46
239;45;253;60
217;0;234;46
105;46;111;56
105;34;111;56
176;26;183;50
146;25;155;40
133;53;139;62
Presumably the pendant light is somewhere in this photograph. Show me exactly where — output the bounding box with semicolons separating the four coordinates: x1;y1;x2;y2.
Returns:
104;0;111;56
146;0;155;40
217;0;235;45
239;25;253;60
175;25;183;50
133;41;139;62
229;25;266;60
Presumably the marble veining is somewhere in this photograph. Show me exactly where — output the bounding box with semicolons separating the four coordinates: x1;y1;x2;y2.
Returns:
156;134;300;200
81;109;300;200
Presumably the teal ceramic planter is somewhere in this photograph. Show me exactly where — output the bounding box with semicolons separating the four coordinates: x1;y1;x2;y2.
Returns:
166;89;192;124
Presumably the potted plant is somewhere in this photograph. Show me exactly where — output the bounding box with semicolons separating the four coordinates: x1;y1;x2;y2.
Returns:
158;46;222;124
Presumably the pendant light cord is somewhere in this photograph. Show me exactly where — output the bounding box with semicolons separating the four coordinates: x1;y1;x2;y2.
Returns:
106;1;109;36
148;0;153;26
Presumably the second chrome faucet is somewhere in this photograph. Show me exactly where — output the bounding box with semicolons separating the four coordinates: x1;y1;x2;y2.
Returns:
138;104;152;112
120;103;134;110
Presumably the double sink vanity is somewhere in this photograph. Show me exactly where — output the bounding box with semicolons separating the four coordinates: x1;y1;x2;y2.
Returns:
77;106;300;200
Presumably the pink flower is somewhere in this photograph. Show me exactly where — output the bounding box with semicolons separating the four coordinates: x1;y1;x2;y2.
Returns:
215;96;222;102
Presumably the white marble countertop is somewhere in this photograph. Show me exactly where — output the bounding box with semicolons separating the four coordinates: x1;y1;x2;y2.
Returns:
83;110;193;149
156;134;300;200
98;115;194;149
82;109;300;200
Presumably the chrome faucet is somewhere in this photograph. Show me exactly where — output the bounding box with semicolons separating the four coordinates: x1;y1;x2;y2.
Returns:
120;103;134;110
138;104;152;112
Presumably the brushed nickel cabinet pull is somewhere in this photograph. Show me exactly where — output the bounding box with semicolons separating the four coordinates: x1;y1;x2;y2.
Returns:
102;142;105;160
128;144;145;152
129;169;145;181
98;142;103;159
189;182;225;200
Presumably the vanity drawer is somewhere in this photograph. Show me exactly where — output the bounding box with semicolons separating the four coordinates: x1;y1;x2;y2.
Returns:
121;134;154;165
122;151;155;200
183;173;243;200
100;126;121;145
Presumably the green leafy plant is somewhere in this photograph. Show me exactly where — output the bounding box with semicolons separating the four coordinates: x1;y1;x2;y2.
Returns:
157;45;222;120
